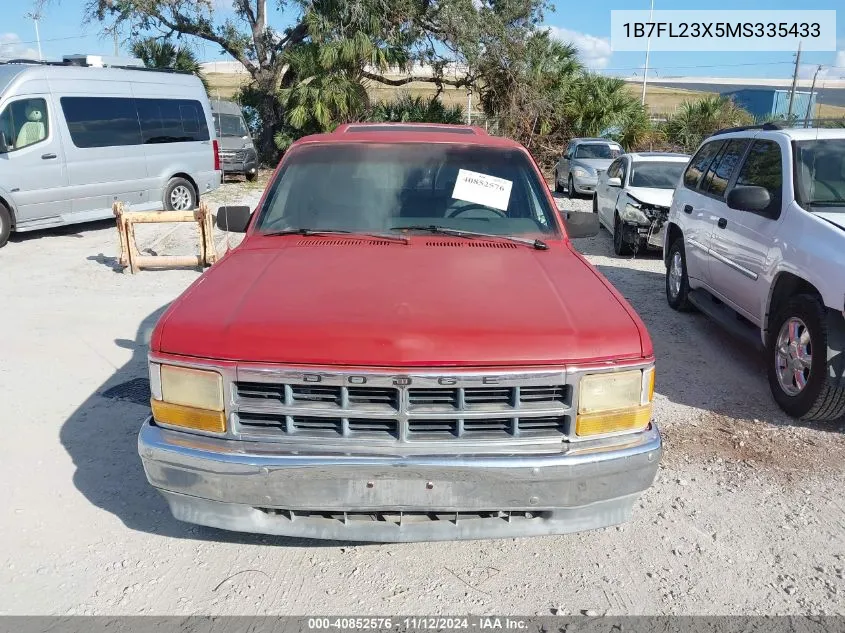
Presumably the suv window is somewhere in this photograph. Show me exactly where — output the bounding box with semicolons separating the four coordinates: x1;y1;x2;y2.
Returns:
735;140;783;215
0;97;49;152
683;140;723;189
702;139;749;198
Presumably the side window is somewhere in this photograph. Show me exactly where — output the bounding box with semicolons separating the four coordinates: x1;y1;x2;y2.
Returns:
563;144;573;160
702;139;749;198
137;98;209;144
607;159;621;179
683;140;723;189
0;98;50;152
734;140;783;215
61;97;142;148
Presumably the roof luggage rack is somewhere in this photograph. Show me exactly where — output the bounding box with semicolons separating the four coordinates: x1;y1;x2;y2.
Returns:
709;121;788;137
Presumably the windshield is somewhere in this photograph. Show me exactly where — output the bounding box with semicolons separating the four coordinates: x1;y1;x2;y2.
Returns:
213;112;248;137
254;144;559;236
629;161;687;189
794;139;845;210
575;144;620;159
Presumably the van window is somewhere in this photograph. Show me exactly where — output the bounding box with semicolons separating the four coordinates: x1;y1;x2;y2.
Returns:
702;139;749;198
0;98;49;152
60;97;209;148
683;140;723;189
137;99;209;144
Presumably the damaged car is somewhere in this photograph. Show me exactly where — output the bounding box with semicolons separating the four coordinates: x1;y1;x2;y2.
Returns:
594;152;690;255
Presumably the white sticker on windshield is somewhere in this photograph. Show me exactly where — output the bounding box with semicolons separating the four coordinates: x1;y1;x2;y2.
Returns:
451;169;513;211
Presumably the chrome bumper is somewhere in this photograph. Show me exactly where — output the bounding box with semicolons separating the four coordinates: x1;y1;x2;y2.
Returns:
138;418;661;542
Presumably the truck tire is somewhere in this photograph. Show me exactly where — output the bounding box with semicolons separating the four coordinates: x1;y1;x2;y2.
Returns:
613;214;633;256
246;171;258;182
665;237;693;312
767;294;845;421
0;202;10;248
163;177;197;211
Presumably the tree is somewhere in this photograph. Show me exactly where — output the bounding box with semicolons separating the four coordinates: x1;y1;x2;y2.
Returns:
131;37;209;90
369;93;464;124
85;0;529;161
663;95;753;153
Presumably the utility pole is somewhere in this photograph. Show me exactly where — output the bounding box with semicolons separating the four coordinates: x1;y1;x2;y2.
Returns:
24;11;43;60
466;88;472;126
113;27;119;56
640;0;655;106
786;41;802;120
804;64;822;127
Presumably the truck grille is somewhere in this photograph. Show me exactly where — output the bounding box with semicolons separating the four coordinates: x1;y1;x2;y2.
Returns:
220;149;246;161
233;369;573;444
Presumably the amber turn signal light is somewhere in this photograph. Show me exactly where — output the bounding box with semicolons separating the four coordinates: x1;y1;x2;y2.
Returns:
151;399;226;434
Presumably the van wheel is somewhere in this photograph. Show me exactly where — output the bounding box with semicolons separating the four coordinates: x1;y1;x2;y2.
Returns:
0;203;11;248
768;295;845;421
665;237;693;312
164;178;196;211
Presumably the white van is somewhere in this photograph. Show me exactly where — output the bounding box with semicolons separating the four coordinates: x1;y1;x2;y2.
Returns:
0;56;221;247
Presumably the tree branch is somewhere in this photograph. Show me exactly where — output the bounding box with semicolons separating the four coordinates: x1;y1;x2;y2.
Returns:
362;70;470;88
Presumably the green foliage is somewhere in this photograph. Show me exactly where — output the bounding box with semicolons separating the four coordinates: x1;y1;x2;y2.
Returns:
369;93;464;124
662;96;754;153
130;37;208;91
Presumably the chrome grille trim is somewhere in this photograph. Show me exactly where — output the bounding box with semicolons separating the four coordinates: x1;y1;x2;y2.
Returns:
232;368;573;444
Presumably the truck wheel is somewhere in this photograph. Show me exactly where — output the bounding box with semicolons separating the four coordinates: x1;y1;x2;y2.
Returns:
613;215;633;256
246;171;258;182
767;294;845;421
665;237;692;312
0;202;11;248
164;177;197;211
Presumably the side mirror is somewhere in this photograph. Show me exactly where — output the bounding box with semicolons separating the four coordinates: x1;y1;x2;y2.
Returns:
216;205;252;232
727;186;772;214
607;176;622;188
563;210;600;238
0;131;9;153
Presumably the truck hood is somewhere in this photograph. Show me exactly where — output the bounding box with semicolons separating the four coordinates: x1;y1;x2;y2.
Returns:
154;239;648;367
626;187;674;209
815;211;845;232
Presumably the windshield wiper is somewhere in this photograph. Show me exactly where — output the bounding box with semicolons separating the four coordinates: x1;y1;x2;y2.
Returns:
392;225;549;250
261;228;409;243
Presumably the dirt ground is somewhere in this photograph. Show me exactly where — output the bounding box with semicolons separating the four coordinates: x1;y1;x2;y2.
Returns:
1;186;844;616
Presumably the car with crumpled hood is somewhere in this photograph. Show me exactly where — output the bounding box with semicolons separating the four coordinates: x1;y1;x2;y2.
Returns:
138;122;662;542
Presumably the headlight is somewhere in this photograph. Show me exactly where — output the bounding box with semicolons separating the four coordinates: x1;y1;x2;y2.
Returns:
576;368;654;437
572;168;589;178
149;363;226;433
621;203;651;225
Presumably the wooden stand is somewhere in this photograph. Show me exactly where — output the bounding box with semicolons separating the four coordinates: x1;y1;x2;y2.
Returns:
113;202;218;274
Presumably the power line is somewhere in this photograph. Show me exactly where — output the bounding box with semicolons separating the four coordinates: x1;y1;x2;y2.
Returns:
11;33;93;45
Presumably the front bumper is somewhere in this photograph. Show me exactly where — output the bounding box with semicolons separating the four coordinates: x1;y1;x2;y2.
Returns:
221;159;258;176
572;174;599;194
138;418;662;541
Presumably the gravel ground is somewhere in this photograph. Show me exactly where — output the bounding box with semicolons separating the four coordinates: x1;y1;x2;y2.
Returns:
1;183;844;616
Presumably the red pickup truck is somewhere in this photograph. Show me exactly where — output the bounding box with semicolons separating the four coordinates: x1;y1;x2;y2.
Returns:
138;123;661;541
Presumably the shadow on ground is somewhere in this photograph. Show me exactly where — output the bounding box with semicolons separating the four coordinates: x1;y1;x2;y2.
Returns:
59;304;348;546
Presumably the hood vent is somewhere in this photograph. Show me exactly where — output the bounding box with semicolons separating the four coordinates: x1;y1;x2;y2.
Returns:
295;238;396;247
425;240;517;249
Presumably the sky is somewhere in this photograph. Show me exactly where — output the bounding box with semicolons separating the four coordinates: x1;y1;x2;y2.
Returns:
2;0;844;82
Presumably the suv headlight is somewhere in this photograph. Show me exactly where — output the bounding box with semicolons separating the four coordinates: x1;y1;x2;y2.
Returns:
149;363;226;433
621;203;651;225
576;367;654;437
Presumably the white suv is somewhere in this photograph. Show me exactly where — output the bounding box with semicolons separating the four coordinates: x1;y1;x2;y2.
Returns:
664;125;845;421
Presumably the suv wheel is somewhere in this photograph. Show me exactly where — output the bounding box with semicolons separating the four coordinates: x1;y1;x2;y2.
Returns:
613;214;633;256
768;294;845;421
164;177;197;211
0;202;11;248
665;237;692;311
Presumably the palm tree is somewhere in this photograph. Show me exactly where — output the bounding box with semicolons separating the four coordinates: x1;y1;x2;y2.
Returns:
663;96;753;152
131;38;209;91
370;93;464;124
